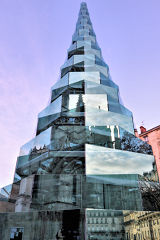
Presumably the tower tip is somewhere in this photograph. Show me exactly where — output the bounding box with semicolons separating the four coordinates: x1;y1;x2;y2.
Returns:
81;2;87;6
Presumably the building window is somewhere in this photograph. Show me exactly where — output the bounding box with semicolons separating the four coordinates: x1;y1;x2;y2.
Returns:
10;228;24;240
143;136;148;142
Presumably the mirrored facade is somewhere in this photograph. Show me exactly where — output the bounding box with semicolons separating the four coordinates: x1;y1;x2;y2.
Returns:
0;2;159;239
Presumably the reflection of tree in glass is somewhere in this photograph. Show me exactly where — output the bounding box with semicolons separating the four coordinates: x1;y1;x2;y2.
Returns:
38;156;84;174
121;131;153;155
76;94;84;112
139;179;160;210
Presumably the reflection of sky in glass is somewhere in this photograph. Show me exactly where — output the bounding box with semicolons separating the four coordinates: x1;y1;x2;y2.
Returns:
77;40;91;49
0;183;12;198
38;96;62;118
86;144;154;175
51;73;68;90
87;48;101;58
69;72;100;84
88;64;108;78
85;82;119;100
85;94;108;111
61;55;74;69
86;110;134;134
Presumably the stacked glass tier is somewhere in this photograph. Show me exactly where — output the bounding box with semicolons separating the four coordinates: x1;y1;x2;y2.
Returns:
0;2;158;240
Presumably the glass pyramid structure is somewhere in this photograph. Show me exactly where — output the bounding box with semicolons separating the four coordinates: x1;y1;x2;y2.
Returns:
0;2;158;240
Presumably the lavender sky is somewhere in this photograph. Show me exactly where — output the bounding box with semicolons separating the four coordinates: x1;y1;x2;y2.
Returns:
0;0;160;188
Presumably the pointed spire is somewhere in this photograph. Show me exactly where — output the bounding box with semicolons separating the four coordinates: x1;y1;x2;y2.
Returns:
76;2;93;31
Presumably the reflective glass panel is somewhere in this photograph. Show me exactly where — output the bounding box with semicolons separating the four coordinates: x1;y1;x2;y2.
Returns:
85;144;154;175
19;127;52;156
51;73;69;90
38;95;62;118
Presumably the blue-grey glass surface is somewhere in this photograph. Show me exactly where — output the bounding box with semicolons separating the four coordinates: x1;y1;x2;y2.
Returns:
0;2;159;240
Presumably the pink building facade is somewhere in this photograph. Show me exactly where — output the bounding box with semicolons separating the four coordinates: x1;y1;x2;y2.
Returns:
135;125;160;181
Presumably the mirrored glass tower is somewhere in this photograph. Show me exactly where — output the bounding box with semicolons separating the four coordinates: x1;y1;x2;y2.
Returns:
0;2;159;240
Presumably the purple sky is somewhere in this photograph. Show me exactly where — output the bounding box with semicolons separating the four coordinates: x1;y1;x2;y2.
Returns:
0;0;160;188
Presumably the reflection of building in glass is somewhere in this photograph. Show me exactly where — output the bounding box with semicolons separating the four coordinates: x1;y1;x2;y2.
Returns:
0;2;159;239
0;210;84;240
123;211;160;240
135;125;160;181
10;228;24;240
87;209;125;240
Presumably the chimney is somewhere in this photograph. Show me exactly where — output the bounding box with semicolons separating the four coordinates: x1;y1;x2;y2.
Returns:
140;126;146;134
134;129;139;138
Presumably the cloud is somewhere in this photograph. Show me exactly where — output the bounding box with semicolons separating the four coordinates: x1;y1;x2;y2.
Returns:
86;144;153;175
